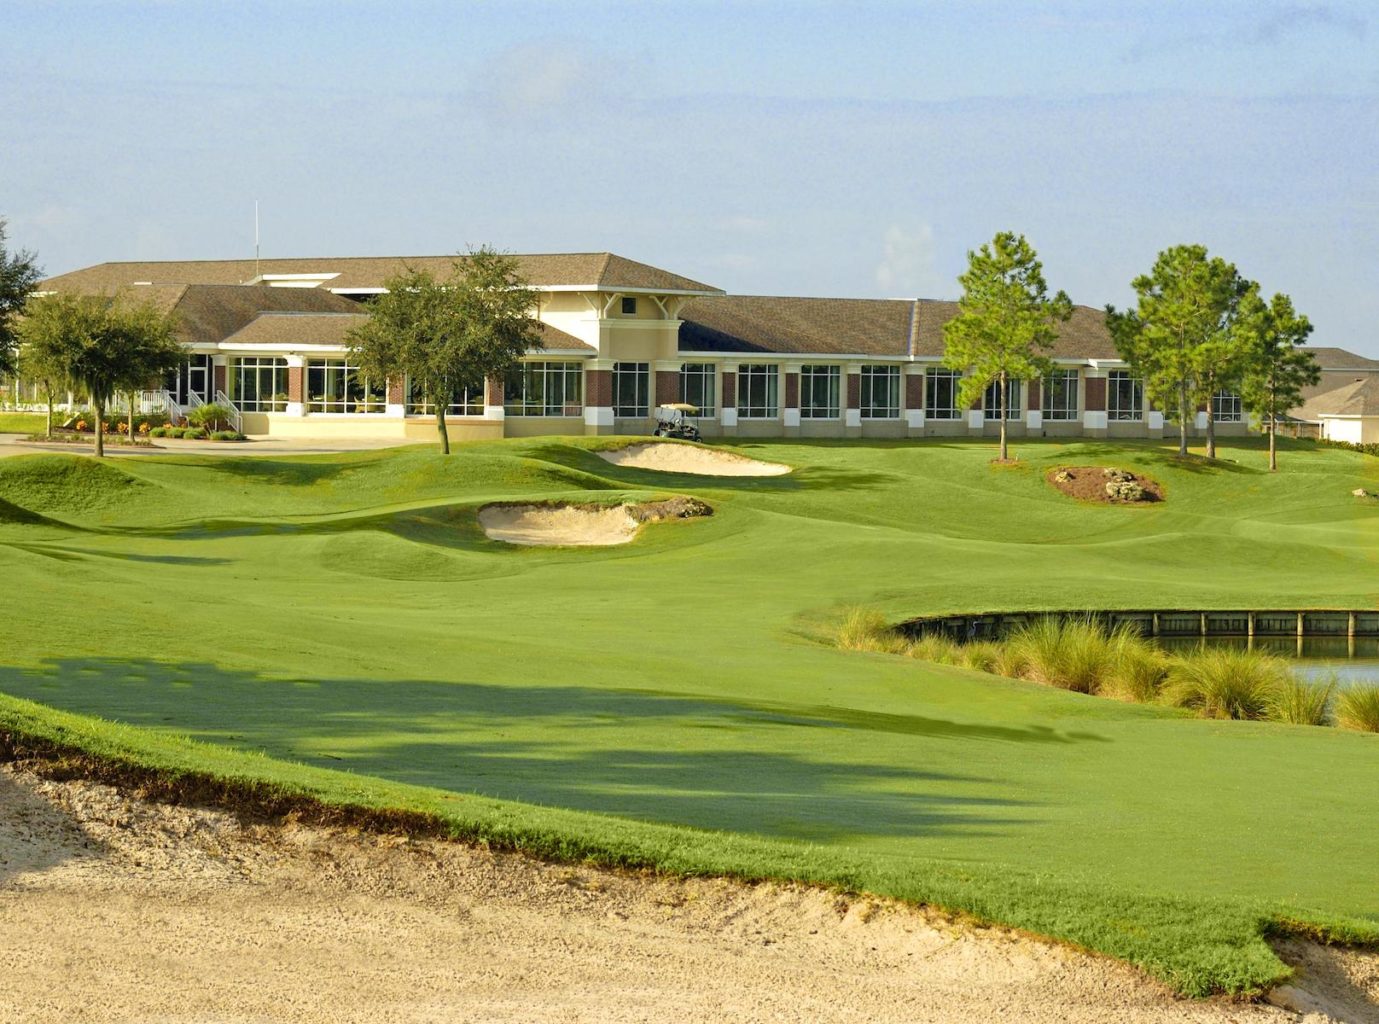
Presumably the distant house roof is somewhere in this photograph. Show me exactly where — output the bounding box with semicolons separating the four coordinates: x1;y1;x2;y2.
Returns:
42;252;722;296
219;310;592;353
1297;376;1379;420
1301;347;1379;370
92;284;364;348
679;295;1118;360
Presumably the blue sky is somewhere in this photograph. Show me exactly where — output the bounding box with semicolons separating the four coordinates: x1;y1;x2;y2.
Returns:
4;1;1376;351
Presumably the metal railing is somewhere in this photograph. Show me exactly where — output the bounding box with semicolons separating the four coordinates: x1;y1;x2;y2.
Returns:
214;391;242;433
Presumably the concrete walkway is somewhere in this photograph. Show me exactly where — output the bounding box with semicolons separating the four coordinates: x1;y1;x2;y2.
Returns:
0;432;426;459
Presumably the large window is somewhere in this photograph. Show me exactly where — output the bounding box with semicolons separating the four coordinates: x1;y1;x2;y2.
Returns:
504;361;584;416
925;367;962;419
1212;390;1242;422
799;364;841;418
737;363;778;418
1108;370;1143;421
406;379;483;417
612;362;649;417
679;363;716;416
1043;368;1079;421
982;379;1023;420
231;357;288;412
307;360;384;414
859;365;900;419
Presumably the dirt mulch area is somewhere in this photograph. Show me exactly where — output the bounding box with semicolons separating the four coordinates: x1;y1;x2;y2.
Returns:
1048;465;1164;505
1;761;1374;1023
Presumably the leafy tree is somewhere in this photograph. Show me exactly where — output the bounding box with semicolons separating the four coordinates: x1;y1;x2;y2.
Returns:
18;291;182;456
1237;289;1318;472
0;217;43;379
16;324;73;439
942;232;1072;461
1106;245;1253;459
348;246;543;454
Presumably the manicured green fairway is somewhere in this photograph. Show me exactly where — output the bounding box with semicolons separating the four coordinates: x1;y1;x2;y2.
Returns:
2;436;1378;994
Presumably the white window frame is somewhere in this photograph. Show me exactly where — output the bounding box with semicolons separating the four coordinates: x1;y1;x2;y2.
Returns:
982;379;1024;420
406;379;483;417
859;364;901;419
504;361;584;417
798;364;841;419
737;363;779;419
612;362;650;418
231;357;289;413
1108;370;1144;421
679;363;716;416
307;359;385;414
1042;368;1079;421
925;368;962;420
1212;390;1242;423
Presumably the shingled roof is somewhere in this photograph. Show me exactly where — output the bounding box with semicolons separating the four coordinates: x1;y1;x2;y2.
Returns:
43;252;721;295
679;295;1118;360
219;311;592;353
1301;347;1379;370
1297;376;1379;420
87;284;365;347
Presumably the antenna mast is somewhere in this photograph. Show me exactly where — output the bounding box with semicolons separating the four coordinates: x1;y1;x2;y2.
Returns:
254;200;261;280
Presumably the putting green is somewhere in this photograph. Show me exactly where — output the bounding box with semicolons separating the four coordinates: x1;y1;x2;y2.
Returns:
1;435;1377;995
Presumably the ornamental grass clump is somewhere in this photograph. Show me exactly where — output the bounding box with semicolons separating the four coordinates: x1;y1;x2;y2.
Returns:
835;608;908;655
1102;628;1170;703
1336;682;1379;733
1006;617;1109;694
958;641;1004;673
905;633;961;665
1165;648;1289;720
1268;674;1336;726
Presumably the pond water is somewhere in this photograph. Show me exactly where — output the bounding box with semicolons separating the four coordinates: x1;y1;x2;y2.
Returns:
1154;636;1379;686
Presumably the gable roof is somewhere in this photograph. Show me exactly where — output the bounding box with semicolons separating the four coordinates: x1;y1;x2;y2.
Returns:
1301;347;1379;370
679;295;1118;360
43;252;721;295
1297;376;1379;420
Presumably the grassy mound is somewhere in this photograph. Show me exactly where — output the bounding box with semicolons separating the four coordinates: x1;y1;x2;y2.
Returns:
0;435;1376;995
0;455;153;516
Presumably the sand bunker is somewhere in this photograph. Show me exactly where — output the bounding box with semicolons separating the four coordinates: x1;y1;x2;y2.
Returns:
479;497;711;547
597;443;790;476
2;760;1374;1023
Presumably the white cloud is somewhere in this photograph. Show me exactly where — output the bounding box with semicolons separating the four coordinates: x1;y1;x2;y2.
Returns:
875;224;948;298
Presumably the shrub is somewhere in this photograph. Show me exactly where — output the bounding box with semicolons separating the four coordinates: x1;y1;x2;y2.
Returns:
74;419;88;433
1268;674;1336;726
148;426;168;438
138;421;151;435
1336;683;1379;733
188;402;234;433
210;430;246;442
835;607;908;654
904;633;961;664
1165;648;1289;720
180;427;207;440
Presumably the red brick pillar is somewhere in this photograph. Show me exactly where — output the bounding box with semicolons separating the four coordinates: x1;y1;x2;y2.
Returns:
485;376;505;408
655;370;679;406
586;369;612;408
213;363;226;396
905;371;924;411
784;371;799;409
1084;376;1107;412
721;370;736;409
287;366;304;404
386;375;405;406
846;372;860;409
1026;377;1041;412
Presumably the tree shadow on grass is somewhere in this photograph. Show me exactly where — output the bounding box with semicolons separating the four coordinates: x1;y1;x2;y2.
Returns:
0;658;1111;842
1067;441;1259;475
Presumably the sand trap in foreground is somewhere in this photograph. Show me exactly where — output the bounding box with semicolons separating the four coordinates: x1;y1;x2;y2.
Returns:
597;442;790;476
4;761;1372;1024
479;497;712;547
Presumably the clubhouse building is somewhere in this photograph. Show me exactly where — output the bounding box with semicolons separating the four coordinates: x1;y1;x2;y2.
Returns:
27;252;1379;442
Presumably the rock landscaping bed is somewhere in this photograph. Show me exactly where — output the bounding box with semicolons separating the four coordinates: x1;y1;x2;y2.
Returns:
1048;466;1163;504
479;497;712;547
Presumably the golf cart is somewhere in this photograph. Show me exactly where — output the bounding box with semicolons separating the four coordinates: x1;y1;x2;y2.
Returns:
652;403;701;441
